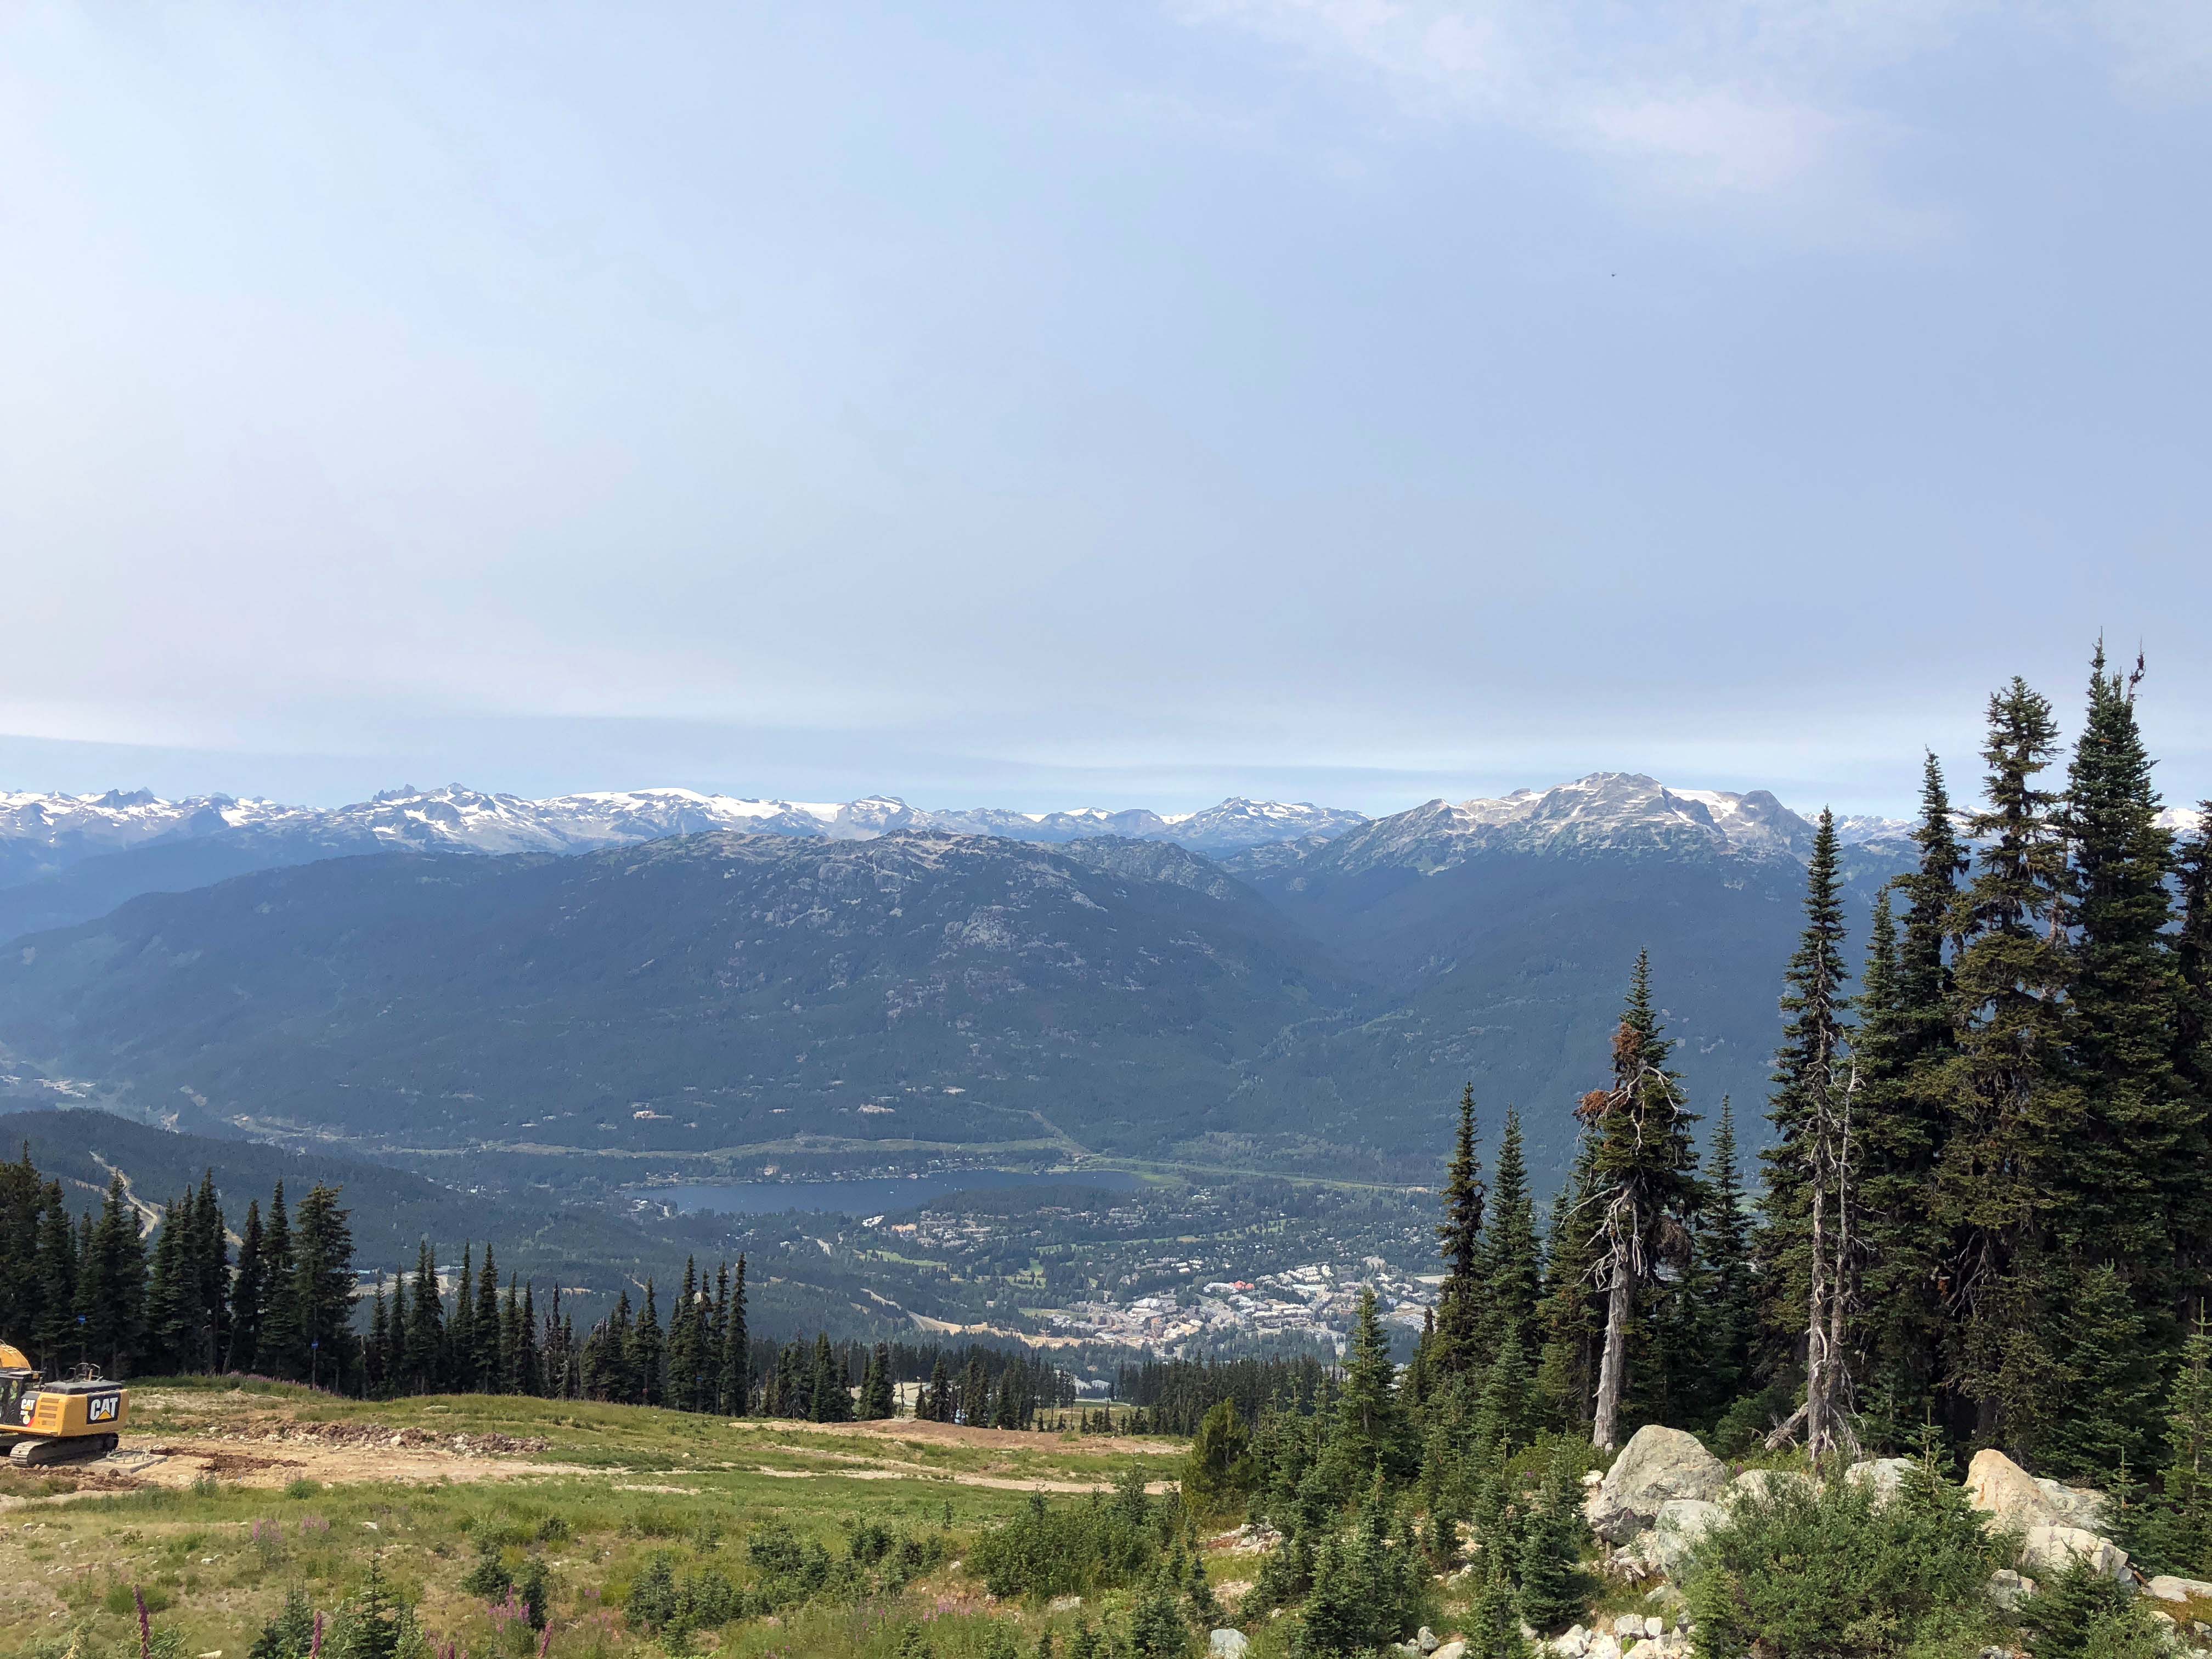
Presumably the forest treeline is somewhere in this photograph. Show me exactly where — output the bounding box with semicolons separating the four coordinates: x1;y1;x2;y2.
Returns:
0;1164;1083;1425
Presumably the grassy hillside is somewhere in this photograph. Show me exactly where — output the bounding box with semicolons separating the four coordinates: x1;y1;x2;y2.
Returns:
0;1380;1277;1659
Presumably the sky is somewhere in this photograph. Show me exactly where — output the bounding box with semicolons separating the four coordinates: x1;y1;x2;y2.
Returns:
3;3;2209;816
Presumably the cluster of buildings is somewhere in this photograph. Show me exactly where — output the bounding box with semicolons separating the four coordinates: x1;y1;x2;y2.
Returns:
1035;1258;1439;1355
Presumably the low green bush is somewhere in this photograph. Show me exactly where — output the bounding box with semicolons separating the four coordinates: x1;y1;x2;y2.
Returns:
1680;1459;2002;1658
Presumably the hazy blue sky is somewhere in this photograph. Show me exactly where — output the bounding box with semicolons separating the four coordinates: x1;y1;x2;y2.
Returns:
4;4;2208;814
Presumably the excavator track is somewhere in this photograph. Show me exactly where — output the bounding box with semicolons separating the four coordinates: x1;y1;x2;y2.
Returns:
7;1434;118;1466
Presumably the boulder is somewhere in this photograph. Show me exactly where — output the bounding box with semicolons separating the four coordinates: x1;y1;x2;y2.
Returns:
2035;1477;2111;1533
1431;1645;1468;1659
1418;1629;1441;1654
1550;1626;1591;1657
1966;1449;2061;1533
2021;1523;2130;1583
1208;1632;1250;1659
1587;1426;1730;1542
2147;1576;2212;1604
1987;1568;2036;1612
1843;1458;1915;1505
1732;1467;1818;1504
1647;1500;1727;1579
1049;1596;1084;1614
1625;1643;1663;1659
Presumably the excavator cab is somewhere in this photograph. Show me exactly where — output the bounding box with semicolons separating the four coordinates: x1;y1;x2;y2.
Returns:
0;1342;127;1464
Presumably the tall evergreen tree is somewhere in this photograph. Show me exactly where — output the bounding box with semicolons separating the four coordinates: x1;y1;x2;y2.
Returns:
630;1280;665;1407
1695;1097;1757;1421
471;1244;500;1390
515;1282;541;1397
1533;1135;1602;1430
1583;952;1702;1450
1761;808;1857;1459
2061;648;2187;1293
1475;1106;1542;1370
291;1183;356;1390
257;1183;303;1380
449;1244;475;1386
668;1258;704;1411
75;1174;145;1375
1431;1084;1487;1380
141;1192;196;1374
2176;808;2212;1299
228;1199;266;1373
1939;677;2075;1452
30;1180;78;1370
810;1331;851;1422
405;1241;444;1392
721;1256;751;1414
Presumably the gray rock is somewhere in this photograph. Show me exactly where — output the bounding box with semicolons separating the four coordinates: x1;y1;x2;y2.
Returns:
1550;1626;1590;1657
1587;1425;1729;1542
1987;1568;2036;1612
2021;1523;2130;1583
1431;1644;1468;1659
1208;1632;1250;1659
1419;1628;1440;1654
1647;1499;1728;1580
2147;1575;2212;1604
2035;1476;2111;1532
1843;1458;1915;1505
1733;1467;1819;1505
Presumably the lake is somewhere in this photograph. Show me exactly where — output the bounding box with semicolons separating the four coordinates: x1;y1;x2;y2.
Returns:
646;1167;1147;1217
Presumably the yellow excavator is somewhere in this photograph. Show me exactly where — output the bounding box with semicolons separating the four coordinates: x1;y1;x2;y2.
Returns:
0;1342;129;1465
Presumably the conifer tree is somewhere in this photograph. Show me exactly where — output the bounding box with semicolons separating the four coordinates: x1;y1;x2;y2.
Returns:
189;1170;228;1370
402;1241;442;1391
291;1183;356;1390
2044;1263;2163;1480
1695;1097;1757;1420
1334;1288;1408;1477
1476;1106;1542;1369
1940;678;2075;1451
721;1256;751;1414
2061;650;2187;1298
631;1280;665;1407
1534;1136;1602;1429
1583;953;1702;1451
515;1282;540;1397
31;1180;78;1369
668;1258;704;1411
1761;808;1856;1460
810;1331;853;1421
449;1243;475;1385
257;1184;303;1379
1517;1444;1594;1634
228;1200;266;1373
472;1244;500;1390
861;1341;896;1419
1431;1084;1487;1380
76;1173;145;1375
142;1193;196;1374
923;1354;951;1424
366;1274;390;1395
2175;810;2212;1295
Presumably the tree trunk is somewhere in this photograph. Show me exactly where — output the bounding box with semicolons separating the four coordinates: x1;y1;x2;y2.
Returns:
1592;1248;1635;1452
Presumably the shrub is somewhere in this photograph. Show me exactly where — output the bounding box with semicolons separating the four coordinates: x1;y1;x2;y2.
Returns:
1681;1464;2001;1658
460;1539;514;1599
967;1489;1160;1600
1183;1400;1257;1517
625;1550;742;1637
247;1588;317;1659
2018;1560;2168;1659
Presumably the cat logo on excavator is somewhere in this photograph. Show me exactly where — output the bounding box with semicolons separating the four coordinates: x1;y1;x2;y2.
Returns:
0;1341;130;1464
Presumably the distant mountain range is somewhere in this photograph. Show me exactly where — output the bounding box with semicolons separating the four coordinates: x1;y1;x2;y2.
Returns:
0;772;1932;1186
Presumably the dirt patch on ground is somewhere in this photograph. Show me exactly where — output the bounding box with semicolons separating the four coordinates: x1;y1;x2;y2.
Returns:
729;1417;1183;1455
0;1430;583;1508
